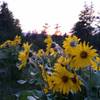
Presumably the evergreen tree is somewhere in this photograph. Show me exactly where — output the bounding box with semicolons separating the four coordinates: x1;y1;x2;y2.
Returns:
92;13;100;50
72;2;95;42
0;2;22;42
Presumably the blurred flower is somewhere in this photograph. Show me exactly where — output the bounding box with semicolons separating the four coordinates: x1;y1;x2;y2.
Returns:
63;35;80;55
11;35;21;46
43;87;49;94
0;40;12;48
70;73;82;93
0;35;21;48
23;42;32;51
18;42;31;70
37;49;44;57
71;42;97;69
57;56;71;66
52;65;82;94
44;35;53;55
44;35;52;47
91;56;100;71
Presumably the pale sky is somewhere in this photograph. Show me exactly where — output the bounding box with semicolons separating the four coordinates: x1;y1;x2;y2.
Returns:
1;0;100;34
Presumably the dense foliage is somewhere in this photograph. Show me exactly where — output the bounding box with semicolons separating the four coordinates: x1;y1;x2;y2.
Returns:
0;2;23;42
0;35;100;100
72;3;100;50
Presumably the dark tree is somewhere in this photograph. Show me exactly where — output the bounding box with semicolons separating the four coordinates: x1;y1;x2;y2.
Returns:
0;2;23;42
92;14;100;50
72;3;95;42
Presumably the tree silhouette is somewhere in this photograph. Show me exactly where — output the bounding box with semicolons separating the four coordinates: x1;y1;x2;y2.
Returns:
72;2;95;42
0;2;23;42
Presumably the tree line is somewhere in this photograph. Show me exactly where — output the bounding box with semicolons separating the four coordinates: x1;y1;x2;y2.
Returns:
0;2;100;50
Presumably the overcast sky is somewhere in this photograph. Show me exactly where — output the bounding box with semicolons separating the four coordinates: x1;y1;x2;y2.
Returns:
1;0;100;34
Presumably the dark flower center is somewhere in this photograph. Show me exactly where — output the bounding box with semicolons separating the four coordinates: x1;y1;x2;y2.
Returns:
80;51;88;58
62;76;68;83
70;41;77;47
71;77;77;83
29;52;33;57
51;43;55;48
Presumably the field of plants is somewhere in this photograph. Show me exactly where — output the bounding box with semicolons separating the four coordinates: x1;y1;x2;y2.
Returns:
0;35;100;100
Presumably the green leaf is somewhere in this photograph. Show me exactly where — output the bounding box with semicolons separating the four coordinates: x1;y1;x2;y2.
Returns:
0;50;7;59
18;91;33;100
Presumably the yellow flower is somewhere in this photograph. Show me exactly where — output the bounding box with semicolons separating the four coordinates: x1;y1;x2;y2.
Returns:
44;35;53;55
43;63;82;94
91;56;100;71
54;63;63;69
71;42;97;69
53;65;82;94
46;74;58;92
18;51;27;61
12;35;21;46
18;51;28;70
37;49;44;57
43;87;49;94
0;35;21;48
18;42;31;70
49;48;57;56
53;65;74;94
57;56;71;66
0;40;12;48
91;60;98;70
40;64;61;93
23;42;32;51
44;35;52;47
70;73;82;93
39;64;47;81
63;35;80;55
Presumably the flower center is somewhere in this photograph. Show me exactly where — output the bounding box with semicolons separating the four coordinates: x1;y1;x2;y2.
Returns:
71;77;77;83
62;76;68;83
70;41;77;47
51;43;55;48
80;51;88;58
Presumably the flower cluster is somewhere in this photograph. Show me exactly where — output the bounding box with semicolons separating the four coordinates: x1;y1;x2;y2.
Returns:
17;34;100;98
0;35;21;48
